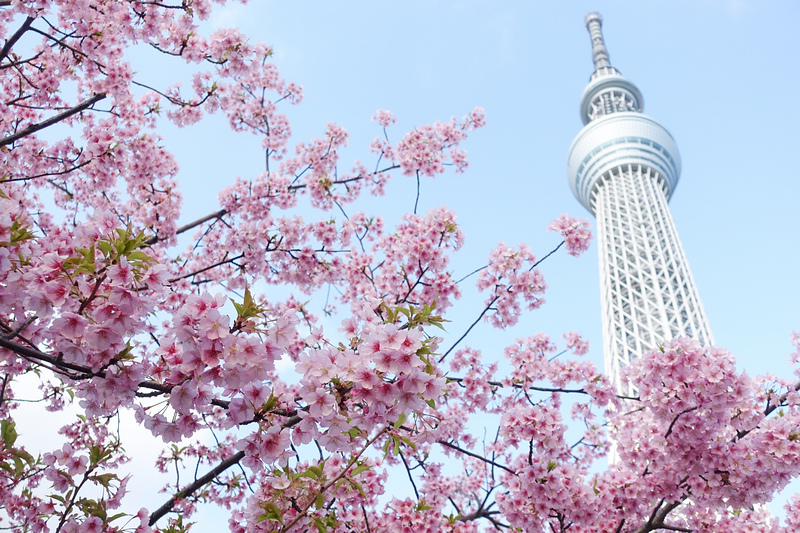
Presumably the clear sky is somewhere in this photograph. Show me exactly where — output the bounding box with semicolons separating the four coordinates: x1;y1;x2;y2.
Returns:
140;0;800;521
16;1;800;528
136;0;800;521
161;1;800;383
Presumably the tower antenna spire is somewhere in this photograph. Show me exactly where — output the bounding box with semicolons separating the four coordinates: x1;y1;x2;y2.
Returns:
584;12;612;70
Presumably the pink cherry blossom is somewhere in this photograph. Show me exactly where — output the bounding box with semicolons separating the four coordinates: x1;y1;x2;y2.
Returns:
0;2;797;532
547;213;593;256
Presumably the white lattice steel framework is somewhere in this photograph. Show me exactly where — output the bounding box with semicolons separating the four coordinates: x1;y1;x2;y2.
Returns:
567;13;713;396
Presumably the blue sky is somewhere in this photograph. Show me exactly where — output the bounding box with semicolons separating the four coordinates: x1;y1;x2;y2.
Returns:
133;0;800;511
15;1;800;528
165;0;800;380
143;0;800;517
143;0;800;520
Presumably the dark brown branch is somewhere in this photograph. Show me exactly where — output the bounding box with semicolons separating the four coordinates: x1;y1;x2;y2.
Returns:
1;315;38;341
0;92;107;147
27;26;91;62
0;335;97;377
168;253;245;283
456;265;488;284
446;374;638;402
663;406;699;439
148;450;246;526
0;334;297;527
438;295;498;363
145;208;228;246
634;500;687;533
0;374;8;406
439;241;566;364
456;506;506;528
437;440;515;474
0;16;34;63
398;451;420;500
0;336;277;415
4;158;92;183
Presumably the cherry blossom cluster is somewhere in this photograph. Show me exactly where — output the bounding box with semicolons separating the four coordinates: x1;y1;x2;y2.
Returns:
547;213;593;256
476;243;546;328
370;206;464;312
609;339;800;516
563;330;590;356
376;108;486;177
3;1;800;532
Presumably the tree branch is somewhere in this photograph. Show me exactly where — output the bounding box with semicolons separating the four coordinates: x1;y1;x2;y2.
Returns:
437;440;515;474
145;208;228;245
148;450;246;526
0;92;107;147
438;295;499;363
634;500;686;533
0;16;34;63
0;335;306;527
663;406;699;439
439;241;566;364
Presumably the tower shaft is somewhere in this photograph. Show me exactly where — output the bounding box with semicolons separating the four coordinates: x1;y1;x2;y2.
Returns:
568;13;713;395
594;165;713;395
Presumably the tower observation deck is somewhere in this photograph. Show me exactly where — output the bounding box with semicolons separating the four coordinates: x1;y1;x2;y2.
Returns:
567;13;713;396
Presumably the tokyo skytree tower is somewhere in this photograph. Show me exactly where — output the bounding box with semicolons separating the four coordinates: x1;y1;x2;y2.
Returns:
567;13;713;396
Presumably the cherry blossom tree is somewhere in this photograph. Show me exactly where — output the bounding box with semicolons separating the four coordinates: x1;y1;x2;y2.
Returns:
1;1;800;532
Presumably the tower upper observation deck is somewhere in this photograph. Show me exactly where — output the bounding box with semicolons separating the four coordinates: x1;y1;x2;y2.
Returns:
567;13;681;215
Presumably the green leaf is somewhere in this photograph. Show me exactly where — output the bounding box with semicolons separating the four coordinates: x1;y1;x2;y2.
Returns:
108;512;127;523
256;501;284;524
313;516;328;533
347;478;367;498
393;413;407;429
298;462;326;481
12;455;24;476
127;250;153;263
89;445;102;466
262;393;279;412
398;435;417;451
297;470;317;480
98;240;114;256
349;464;370;477
92;473;118;488
415;499;434;511
79;497;107;520
1;419;18;448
